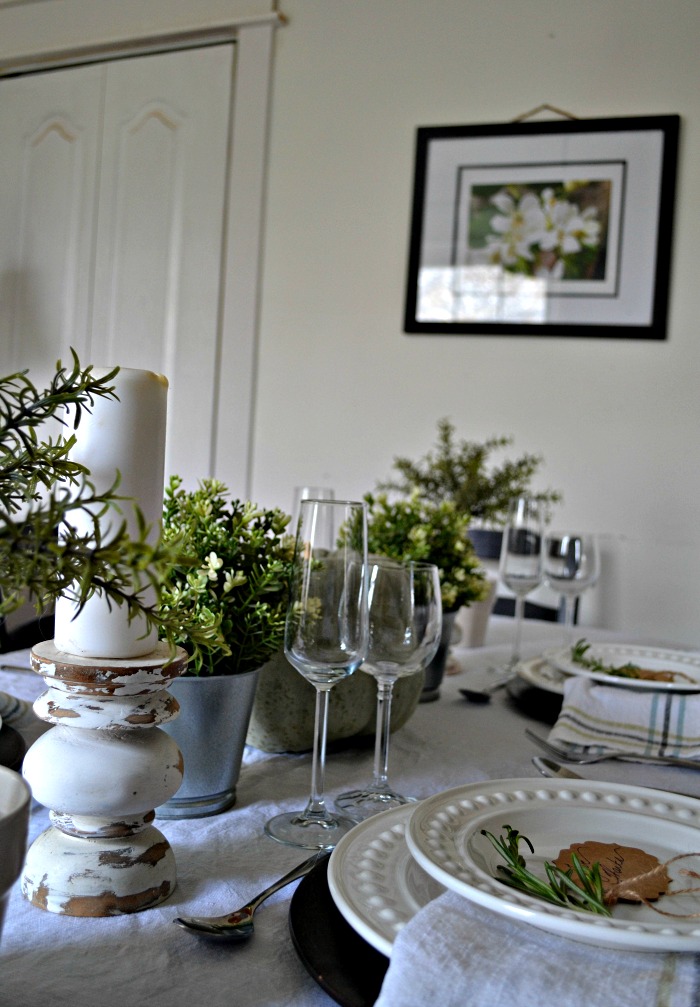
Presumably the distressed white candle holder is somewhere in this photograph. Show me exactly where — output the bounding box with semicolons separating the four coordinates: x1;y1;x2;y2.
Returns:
21;640;188;916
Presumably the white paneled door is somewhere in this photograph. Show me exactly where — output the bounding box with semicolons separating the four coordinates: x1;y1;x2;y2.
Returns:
0;44;235;487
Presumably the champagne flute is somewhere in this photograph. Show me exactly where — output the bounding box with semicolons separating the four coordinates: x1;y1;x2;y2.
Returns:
499;497;544;669
544;531;599;645
265;499;369;849
335;560;442;820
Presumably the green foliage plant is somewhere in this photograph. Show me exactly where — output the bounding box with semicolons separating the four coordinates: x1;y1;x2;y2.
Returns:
158;476;294;676
379;418;562;527
361;490;488;613
0;352;221;661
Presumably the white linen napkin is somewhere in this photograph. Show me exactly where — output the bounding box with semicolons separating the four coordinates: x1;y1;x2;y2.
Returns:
374;888;700;1007
549;676;700;758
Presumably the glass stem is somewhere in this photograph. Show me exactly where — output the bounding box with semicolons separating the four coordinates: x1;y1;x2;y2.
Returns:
511;593;525;666
371;676;395;790
304;684;331;821
562;594;578;646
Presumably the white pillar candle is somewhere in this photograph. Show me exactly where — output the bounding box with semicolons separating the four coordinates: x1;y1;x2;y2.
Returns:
53;367;168;659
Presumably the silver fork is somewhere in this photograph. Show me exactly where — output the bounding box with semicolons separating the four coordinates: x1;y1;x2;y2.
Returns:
525;728;700;769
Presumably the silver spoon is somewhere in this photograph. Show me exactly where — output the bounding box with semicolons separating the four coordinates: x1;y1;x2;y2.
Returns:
174;850;330;941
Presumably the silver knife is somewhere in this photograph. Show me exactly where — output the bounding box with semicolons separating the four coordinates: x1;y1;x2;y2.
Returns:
532;756;700;800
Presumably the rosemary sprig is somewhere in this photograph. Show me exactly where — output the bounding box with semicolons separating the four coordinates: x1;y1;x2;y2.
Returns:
570;639;677;680
0;351;226;666
481;825;612;916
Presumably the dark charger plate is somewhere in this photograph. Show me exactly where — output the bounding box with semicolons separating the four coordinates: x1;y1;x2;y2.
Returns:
505;675;563;725
289;853;388;1007
0;723;26;771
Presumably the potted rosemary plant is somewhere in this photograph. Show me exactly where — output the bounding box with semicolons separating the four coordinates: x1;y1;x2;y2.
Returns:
0;353;214;654
380;418;561;557
378;420;562;649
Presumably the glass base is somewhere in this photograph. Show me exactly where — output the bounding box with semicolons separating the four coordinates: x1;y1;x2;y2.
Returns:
335;787;416;822
264;810;358;850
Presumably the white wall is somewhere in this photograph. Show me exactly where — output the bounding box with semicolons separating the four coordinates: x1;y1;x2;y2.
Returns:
251;0;700;645
1;0;698;645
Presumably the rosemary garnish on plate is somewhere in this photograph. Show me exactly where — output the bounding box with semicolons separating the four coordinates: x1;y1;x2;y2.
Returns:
569;639;690;682
481;825;612;916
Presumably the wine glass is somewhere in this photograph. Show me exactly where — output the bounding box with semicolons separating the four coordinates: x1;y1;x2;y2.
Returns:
291;486;334;528
498;497;544;669
265;499;369;849
544;531;600;645
335;560;442;820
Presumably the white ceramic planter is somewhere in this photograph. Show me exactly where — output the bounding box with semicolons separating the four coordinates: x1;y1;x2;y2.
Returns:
454;576;498;648
0;766;31;942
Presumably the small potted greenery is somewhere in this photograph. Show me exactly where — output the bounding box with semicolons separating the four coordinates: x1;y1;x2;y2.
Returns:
155;476;294;816
158;476;293;676
380;418;562;558
362;490;489;699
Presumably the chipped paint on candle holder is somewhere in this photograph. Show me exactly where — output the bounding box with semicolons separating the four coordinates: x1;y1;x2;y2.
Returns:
21;641;189;916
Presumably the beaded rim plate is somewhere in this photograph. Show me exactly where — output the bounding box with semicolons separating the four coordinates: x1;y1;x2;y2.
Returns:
406;778;700;952
545;643;700;692
327;804;444;956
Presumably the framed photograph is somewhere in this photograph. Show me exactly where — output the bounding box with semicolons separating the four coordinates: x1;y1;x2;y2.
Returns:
404;114;680;339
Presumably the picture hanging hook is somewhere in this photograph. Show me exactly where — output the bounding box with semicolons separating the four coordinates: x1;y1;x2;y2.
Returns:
512;104;579;122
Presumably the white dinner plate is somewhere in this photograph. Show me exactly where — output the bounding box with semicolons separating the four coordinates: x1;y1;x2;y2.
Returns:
545;643;700;692
327;804;444;956
406;778;700;952
516;656;567;695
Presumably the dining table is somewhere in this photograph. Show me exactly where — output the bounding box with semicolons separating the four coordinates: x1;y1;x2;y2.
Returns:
2;616;700;1007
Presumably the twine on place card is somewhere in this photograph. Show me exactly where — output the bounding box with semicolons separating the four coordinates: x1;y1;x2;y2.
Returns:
555;841;700;919
606;852;700;919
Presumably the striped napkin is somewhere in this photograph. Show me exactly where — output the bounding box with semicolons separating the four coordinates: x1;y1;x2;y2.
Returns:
549;676;700;758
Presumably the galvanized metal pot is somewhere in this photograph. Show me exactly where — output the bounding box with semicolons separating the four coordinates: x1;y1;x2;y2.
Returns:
157;668;259;819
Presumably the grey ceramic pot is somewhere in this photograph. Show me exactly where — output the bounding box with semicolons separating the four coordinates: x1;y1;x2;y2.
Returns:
156;668;259;819
420;610;458;702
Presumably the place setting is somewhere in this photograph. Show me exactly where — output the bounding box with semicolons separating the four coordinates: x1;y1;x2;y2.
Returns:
277;496;700;1004
457;500;700;756
290;771;700;1007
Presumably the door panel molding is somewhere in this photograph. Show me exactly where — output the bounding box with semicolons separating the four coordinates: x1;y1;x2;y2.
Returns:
0;19;279;496
0;14;285;77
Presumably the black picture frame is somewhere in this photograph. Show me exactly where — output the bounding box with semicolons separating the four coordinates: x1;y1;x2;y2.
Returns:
404;114;680;339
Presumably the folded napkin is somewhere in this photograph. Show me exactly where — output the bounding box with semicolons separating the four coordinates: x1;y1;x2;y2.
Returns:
549;676;700;758
374;888;700;1007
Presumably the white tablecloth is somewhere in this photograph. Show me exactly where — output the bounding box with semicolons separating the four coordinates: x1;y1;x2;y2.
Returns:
2;619;700;1007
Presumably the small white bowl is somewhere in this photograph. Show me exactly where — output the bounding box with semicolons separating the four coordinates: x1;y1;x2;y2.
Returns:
0;765;31;941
